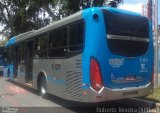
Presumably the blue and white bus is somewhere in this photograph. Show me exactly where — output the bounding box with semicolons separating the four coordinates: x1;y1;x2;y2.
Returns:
0;47;5;76
4;7;154;102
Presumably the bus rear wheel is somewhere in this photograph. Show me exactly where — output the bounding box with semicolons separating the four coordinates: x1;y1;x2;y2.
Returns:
39;76;48;98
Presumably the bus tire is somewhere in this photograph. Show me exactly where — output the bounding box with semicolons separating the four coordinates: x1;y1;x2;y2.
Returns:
39;76;48;98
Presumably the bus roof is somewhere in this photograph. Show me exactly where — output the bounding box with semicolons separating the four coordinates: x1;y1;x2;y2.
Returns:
15;11;82;44
5;37;16;47
5;30;35;47
5;10;82;46
6;7;143;46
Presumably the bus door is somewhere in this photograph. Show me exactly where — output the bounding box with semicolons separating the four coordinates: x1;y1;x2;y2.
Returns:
26;40;34;84
13;45;19;79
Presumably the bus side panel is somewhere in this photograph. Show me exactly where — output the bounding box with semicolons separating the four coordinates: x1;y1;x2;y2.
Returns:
32;59;56;91
64;54;84;101
17;64;26;84
32;54;86;102
31;58;71;99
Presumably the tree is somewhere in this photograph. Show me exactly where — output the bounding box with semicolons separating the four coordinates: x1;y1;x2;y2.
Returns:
0;0;37;37
0;0;59;37
106;0;123;7
62;0;123;15
0;0;123;39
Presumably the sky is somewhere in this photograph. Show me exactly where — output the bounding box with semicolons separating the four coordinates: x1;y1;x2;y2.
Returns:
0;24;4;32
159;0;160;25
119;0;160;25
119;0;145;14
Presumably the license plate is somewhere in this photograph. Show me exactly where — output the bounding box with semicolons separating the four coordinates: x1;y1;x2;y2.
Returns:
124;76;136;81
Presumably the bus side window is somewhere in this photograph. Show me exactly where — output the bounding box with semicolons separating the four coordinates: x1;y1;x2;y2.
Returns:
19;42;25;64
48;27;67;57
68;20;84;52
35;33;48;58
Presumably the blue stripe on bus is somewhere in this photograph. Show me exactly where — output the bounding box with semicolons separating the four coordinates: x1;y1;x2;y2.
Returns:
47;76;65;85
82;7;106;89
5;37;16;47
82;85;89;89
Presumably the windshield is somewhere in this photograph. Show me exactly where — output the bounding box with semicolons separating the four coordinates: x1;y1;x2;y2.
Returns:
103;9;149;38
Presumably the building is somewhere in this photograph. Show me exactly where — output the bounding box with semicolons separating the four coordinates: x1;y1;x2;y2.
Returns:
159;25;160;42
142;0;160;30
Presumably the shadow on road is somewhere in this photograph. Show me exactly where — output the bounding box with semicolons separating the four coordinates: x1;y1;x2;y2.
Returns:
6;79;156;113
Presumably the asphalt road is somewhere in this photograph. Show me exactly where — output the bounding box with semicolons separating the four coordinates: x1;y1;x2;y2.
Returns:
0;77;156;113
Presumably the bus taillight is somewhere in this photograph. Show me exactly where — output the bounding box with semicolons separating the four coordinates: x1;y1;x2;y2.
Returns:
90;58;103;92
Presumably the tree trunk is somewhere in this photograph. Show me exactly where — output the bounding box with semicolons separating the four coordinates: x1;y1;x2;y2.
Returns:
41;0;55;20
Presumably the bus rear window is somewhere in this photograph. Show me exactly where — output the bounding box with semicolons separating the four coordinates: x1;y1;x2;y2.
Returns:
103;10;149;38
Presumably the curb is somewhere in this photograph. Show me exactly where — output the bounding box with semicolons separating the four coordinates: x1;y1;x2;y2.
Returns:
156;103;160;113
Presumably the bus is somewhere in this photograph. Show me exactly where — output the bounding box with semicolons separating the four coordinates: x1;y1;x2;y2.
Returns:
4;7;154;102
0;47;6;76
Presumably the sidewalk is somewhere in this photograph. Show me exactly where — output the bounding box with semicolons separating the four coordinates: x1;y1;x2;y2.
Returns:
158;73;160;85
153;73;160;86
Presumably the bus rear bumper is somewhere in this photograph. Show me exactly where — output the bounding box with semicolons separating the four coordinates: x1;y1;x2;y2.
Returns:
88;83;153;102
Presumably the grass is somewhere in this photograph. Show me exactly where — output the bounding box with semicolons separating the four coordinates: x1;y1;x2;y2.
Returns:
139;86;160;103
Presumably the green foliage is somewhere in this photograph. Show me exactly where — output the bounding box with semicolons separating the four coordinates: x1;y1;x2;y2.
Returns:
0;0;57;37
0;39;7;47
107;0;124;8
61;0;123;15
0;0;123;39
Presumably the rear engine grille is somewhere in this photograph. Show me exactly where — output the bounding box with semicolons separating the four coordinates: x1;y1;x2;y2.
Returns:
66;59;82;99
107;39;149;57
